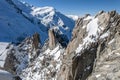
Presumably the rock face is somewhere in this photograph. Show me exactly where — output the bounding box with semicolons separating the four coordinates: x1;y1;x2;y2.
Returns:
48;28;69;50
88;11;120;80
48;29;56;50
32;33;40;49
4;49;17;75
58;11;120;80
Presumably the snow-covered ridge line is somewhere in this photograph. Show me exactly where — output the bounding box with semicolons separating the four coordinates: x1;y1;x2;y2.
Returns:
31;6;55;15
76;17;99;53
67;15;79;21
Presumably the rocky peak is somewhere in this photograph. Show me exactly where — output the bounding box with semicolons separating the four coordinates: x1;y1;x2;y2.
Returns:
58;10;120;80
48;28;69;50
48;29;56;50
88;10;120;80
84;14;91;18
95;10;105;18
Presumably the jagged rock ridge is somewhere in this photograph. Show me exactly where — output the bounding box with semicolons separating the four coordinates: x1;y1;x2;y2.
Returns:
0;0;120;80
58;10;120;80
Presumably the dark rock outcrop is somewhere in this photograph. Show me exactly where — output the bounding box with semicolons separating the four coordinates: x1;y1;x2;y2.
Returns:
32;32;40;49
4;48;17;75
72;43;98;80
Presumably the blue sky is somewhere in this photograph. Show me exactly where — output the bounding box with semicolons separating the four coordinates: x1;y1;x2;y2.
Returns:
21;0;120;16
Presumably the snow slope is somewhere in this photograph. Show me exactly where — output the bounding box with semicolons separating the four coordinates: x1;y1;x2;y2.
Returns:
0;70;14;80
13;0;75;39
76;17;99;53
11;0;75;40
0;42;10;67
20;44;64;80
0;0;47;44
0;0;75;44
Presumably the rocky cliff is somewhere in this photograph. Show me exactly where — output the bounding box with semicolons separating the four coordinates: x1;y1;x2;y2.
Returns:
57;10;120;80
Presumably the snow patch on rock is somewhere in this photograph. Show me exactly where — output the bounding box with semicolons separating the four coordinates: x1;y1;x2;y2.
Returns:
76;18;99;53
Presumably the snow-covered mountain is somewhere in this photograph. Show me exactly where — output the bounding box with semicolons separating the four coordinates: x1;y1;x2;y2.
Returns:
31;6;75;39
0;0;75;44
0;0;47;44
1;0;120;80
1;10;119;80
67;15;79;21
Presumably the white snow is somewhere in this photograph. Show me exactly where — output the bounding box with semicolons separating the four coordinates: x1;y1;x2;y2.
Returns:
31;6;75;40
0;42;9;67
76;44;83;54
49;46;60;55
31;6;55;16
20;44;64;80
86;18;99;37
108;39;115;44
95;74;101;78
100;31;109;39
76;18;99;53
67;15;79;21
82;25;86;29
83;18;99;44
0;70;10;74
0;0;74;44
115;53;120;56
0;70;13;80
0;0;74;79
104;65;110;68
45;46;61;60
84;16;93;20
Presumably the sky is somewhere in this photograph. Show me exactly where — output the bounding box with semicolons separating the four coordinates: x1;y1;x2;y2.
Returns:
21;0;120;16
